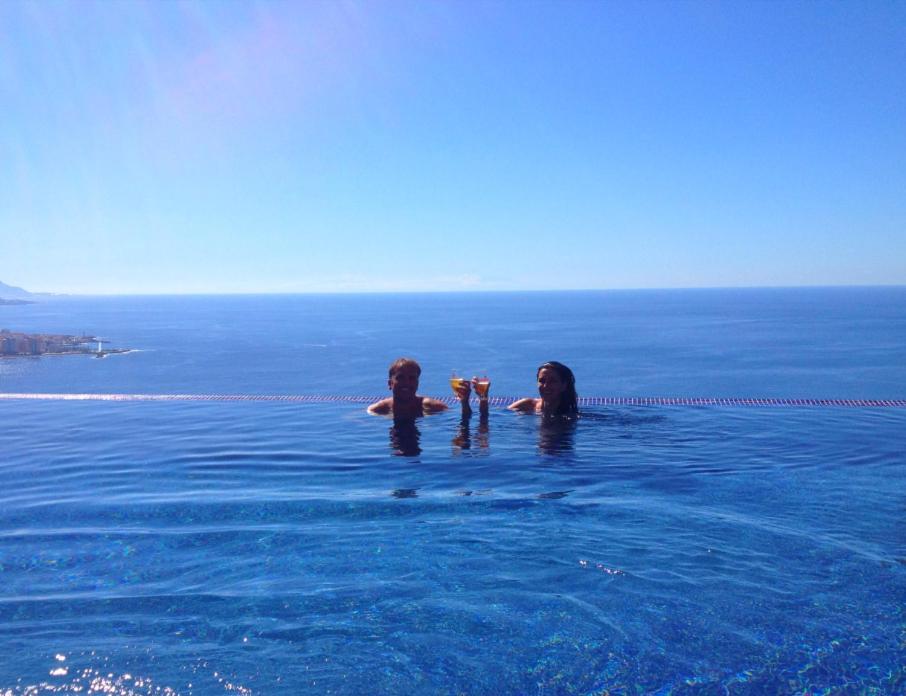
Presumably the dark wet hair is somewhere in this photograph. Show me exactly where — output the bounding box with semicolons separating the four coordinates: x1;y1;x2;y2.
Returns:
537;361;578;417
388;357;421;379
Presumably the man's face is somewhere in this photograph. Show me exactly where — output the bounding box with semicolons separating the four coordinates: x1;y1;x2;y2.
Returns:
389;365;420;399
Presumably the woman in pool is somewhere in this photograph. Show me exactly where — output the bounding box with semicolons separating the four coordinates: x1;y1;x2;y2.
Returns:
508;361;579;418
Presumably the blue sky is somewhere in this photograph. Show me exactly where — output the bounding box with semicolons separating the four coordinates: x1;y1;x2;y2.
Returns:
1;0;904;294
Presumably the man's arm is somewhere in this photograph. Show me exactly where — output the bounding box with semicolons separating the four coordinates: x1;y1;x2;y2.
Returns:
420;397;449;414
453;379;473;417
367;398;392;415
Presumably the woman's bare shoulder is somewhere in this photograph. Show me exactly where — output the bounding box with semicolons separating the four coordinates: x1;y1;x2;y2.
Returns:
507;397;538;413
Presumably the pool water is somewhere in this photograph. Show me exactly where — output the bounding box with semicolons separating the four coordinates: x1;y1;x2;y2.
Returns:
1;399;903;694
2;289;905;693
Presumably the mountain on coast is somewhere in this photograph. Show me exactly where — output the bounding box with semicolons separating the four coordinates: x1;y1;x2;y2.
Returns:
0;280;35;303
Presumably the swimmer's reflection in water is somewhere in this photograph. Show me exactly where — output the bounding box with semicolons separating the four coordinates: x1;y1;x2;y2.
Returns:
538;416;577;455
389;418;421;457
452;411;490;453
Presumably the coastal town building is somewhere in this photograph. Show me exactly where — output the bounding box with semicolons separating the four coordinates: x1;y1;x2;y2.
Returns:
0;329;98;356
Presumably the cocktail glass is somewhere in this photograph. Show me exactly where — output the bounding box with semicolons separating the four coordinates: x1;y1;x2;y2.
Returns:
450;371;467;395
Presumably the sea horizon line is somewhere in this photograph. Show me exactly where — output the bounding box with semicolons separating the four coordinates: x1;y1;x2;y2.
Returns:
12;283;906;299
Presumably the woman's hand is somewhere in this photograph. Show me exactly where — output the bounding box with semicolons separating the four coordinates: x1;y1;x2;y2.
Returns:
472;377;490;417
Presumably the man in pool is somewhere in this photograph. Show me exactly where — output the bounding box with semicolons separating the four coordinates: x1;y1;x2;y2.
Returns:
367;357;472;417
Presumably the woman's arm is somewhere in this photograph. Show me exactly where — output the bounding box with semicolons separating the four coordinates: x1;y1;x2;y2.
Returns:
507;397;537;413
473;377;490;418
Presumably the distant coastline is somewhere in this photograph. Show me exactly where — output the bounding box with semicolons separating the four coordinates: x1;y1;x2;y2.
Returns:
0;282;131;356
0;330;129;358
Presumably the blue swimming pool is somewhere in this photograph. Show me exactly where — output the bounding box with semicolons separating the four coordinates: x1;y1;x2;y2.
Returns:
1;398;904;694
1;290;904;693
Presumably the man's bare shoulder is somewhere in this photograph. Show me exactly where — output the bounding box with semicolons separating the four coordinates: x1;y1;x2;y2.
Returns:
421;397;449;414
367;398;393;415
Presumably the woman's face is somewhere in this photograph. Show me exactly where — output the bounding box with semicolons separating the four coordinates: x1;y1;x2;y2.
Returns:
537;367;566;401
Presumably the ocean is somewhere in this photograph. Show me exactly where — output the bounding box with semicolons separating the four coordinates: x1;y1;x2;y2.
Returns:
1;288;904;694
